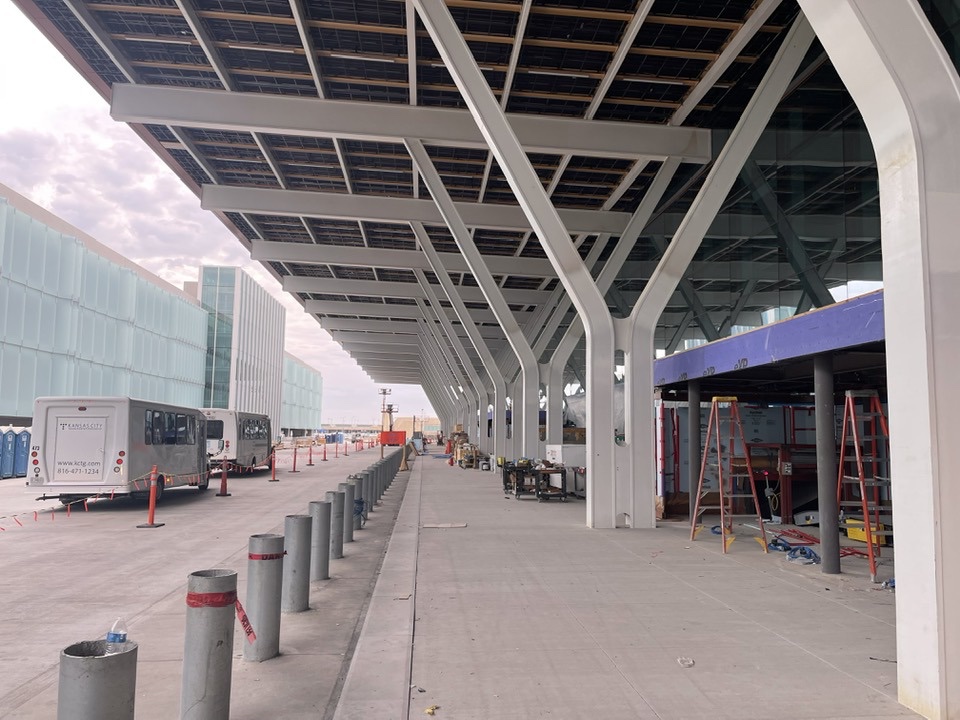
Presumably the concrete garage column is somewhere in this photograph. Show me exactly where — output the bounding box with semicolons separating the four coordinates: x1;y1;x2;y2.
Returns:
814;353;840;574
799;1;960;716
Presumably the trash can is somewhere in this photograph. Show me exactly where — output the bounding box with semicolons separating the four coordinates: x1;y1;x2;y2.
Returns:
58;639;137;720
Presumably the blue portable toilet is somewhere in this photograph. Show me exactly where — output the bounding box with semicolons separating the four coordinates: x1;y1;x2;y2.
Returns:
1;430;15;479
14;430;30;478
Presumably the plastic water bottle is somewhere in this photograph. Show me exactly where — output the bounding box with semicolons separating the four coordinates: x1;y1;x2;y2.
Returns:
105;618;128;654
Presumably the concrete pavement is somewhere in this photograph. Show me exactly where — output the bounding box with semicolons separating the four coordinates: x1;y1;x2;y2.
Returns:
0;444;407;719
337;456;916;720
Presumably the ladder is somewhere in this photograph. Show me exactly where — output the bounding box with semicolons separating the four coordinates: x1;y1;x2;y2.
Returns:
837;390;893;582
690;397;768;553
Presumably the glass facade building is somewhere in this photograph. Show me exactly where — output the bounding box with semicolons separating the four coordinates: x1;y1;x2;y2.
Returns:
280;352;323;436
197;266;285;430
0;185;207;417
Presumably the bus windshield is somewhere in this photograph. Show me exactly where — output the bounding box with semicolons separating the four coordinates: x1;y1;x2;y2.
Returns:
206;420;224;440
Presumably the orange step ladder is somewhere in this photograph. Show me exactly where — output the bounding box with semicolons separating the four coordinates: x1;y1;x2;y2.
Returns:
837;390;892;582
690;396;768;553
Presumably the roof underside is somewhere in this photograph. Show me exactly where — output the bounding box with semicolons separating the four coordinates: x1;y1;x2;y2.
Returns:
18;0;881;385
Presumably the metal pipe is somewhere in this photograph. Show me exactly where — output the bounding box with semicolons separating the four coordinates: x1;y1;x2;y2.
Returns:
243;534;284;662
326;491;344;560
281;515;311;612
180;568;236;719
815;353;841;574
339;482;355;544
308;501;330;581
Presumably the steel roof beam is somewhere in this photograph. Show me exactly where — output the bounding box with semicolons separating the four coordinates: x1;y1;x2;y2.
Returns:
110;84;712;162
319;317;505;341
304;300;536;324
221;186;880;237
283;276;548;305
284;251;879;283
207;186;631;234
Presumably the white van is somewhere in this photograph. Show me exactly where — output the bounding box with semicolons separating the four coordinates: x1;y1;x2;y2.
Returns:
29;397;209;503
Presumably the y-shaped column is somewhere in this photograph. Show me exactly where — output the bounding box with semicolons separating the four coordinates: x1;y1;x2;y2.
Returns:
416;270;488;452
626;16;815;529
413;0;617;526
413;223;508;464
800;2;960;715
407;139;541;459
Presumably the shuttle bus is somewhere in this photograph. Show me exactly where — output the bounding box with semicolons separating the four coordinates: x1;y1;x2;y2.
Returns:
28;397;210;503
202;409;273;472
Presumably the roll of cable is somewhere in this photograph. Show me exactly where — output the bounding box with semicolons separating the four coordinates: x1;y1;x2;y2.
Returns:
787;546;821;564
768;537;792;552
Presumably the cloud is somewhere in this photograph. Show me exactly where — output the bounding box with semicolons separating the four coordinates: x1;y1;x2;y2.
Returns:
0;117;433;425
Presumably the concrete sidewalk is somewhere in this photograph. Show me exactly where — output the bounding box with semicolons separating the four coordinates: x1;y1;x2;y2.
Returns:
337;456;916;720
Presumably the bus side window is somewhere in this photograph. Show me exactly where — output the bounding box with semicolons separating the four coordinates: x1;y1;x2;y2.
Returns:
153;411;164;445
145;410;153;445
165;413;177;445
176;414;188;445
187;416;196;445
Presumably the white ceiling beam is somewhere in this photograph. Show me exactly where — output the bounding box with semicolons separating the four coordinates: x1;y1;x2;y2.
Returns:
110;84;712;161
304;300;534;324
274;247;880;283
222;186;879;235
205;185;631;235
284;276;548;304
319;317;505;340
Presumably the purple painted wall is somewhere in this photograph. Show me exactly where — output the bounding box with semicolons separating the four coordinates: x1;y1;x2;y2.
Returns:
654;290;884;386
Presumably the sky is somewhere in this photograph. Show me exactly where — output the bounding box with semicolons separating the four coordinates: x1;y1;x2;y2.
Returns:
0;2;435;425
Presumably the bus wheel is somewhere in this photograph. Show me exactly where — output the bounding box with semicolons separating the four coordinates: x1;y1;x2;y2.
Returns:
153;476;165;503
198;471;210;492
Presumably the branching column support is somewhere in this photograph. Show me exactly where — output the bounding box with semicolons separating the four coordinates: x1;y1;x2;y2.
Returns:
413;0;618;526
627;16;816;527
412;222;508;464
418;331;464;428
407;139;541;459
799;1;960;714
416;299;475;436
415;270;488;452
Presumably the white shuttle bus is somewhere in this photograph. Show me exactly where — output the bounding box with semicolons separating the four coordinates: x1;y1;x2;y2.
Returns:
28;397;210;503
202;409;273;472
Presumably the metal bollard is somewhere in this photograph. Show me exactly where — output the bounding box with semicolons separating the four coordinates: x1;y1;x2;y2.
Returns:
59;639;137;720
244;534;284;662
339;482;355;544
282;515;311;613
309;501;331;581
361;471;372;515
361;472;372;519
181;568;236;720
326;490;344;560
351;475;364;529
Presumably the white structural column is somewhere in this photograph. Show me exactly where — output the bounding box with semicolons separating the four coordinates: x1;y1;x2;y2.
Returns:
627;16;815;529
416;299;477;438
799;2;960;716
415;270;488;451
407;139;541;458
413;0;618;527
412;223;508;463
421;343;460;429
420;329;468;430
540;160;681;454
